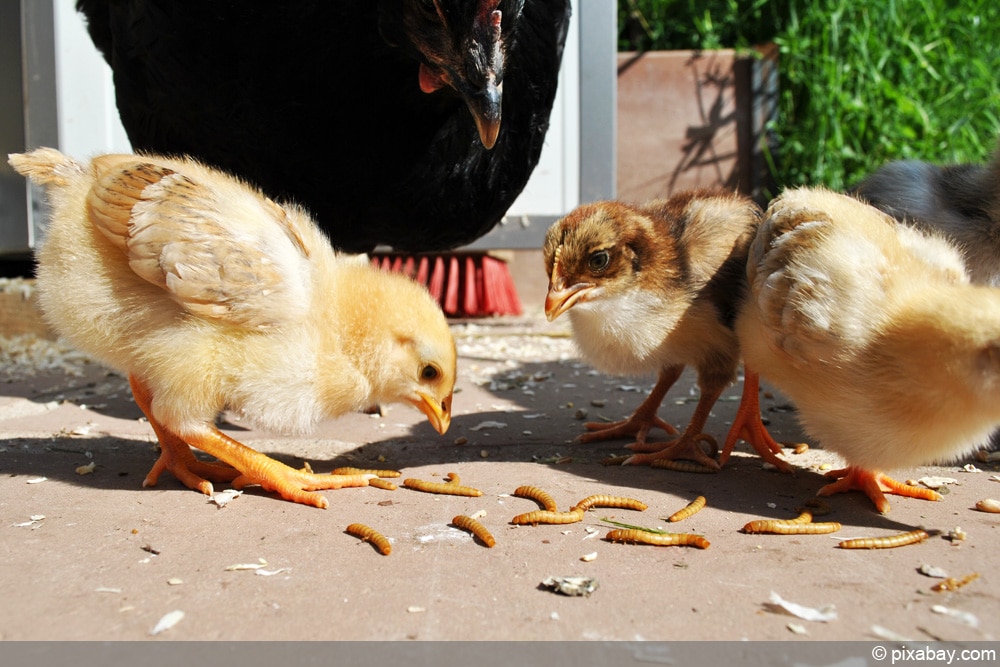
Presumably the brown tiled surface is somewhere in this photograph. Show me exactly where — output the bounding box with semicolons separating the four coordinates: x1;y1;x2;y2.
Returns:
0;273;996;641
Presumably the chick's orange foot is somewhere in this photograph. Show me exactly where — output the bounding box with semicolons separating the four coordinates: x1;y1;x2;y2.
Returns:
131;374;239;495
578;414;679;445
719;370;795;473
142;442;240;496
818;465;942;514
185;428;372;510
577;368;680;446
622;433;720;470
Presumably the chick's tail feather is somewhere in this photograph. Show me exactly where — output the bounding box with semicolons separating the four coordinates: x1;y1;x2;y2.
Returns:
8;148;85;187
371;251;522;317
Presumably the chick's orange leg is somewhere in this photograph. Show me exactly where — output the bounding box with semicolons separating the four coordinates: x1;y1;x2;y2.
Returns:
129;375;239;495
719;369;794;473
182;427;372;509
622;381;724;470
818;466;942;514
579;366;681;445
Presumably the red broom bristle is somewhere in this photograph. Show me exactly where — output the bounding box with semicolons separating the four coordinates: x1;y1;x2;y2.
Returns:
370;252;522;317
444;255;460;315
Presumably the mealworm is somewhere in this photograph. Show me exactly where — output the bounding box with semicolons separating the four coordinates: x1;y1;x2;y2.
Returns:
838;529;930;549
668;495;706;522
605;529;710;549
930;572;979;592
742;519;841;535
444;472;461;485
331;467;401;478
403;478;483;497
345;523;391;555
792;443;810;455
572;495;648;513
452;515;496;548
513;485;558;511
601;454;631;467
650;459;719;474
510;509;584;525
367;478;397;491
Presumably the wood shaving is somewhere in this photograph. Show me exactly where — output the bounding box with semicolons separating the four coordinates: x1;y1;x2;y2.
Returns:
13;515;45;528
209;489;243;508
930;605;980;629
908;476;958;489
870;625;913;642
541;576;599;597
0;333;96;380
225;561;267;571
766;591;837;622
918;564;949;578
787;623;808;635
469;421;507;431
149;610;185;635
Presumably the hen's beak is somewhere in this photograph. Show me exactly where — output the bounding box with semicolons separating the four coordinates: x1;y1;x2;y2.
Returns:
418;63;502;149
412;391;452;435
544;282;595;321
464;80;502;149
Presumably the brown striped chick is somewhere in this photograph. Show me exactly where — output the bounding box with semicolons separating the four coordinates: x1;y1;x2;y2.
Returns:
9;148;455;509
543;190;789;470
737;187;1000;512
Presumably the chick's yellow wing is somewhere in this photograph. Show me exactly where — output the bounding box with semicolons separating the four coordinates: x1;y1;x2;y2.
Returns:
749;189;896;367
85;156;312;329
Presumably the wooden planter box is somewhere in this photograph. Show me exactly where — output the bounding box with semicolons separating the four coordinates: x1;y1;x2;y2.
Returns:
616;45;778;204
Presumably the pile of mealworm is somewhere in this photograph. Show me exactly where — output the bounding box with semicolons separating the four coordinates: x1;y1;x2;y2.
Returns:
340;468;955;558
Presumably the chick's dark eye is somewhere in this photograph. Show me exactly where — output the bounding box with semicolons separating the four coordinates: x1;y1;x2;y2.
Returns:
588;250;610;273
421;365;439;381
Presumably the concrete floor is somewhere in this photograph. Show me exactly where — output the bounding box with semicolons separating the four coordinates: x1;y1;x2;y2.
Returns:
0;260;998;642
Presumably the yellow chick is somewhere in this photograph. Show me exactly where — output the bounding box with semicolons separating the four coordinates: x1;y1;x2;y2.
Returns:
737;187;1000;512
9;148;456;509
543;190;790;471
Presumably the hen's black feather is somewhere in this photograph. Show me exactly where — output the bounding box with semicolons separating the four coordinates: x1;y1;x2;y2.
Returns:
75;0;570;253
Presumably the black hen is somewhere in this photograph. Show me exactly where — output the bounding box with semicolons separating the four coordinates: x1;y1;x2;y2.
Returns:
850;147;1000;286
75;0;571;253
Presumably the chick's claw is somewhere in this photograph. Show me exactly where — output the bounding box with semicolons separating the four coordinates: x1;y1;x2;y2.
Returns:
578;414;678;445
719;369;795;473
143;445;239;497
231;468;374;510
818;466;942;515
623;433;721;470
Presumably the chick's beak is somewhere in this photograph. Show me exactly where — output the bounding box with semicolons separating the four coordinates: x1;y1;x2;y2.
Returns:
544;281;594;322
412;391;452;435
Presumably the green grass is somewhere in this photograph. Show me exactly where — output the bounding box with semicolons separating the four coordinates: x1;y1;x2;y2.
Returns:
619;0;1000;190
